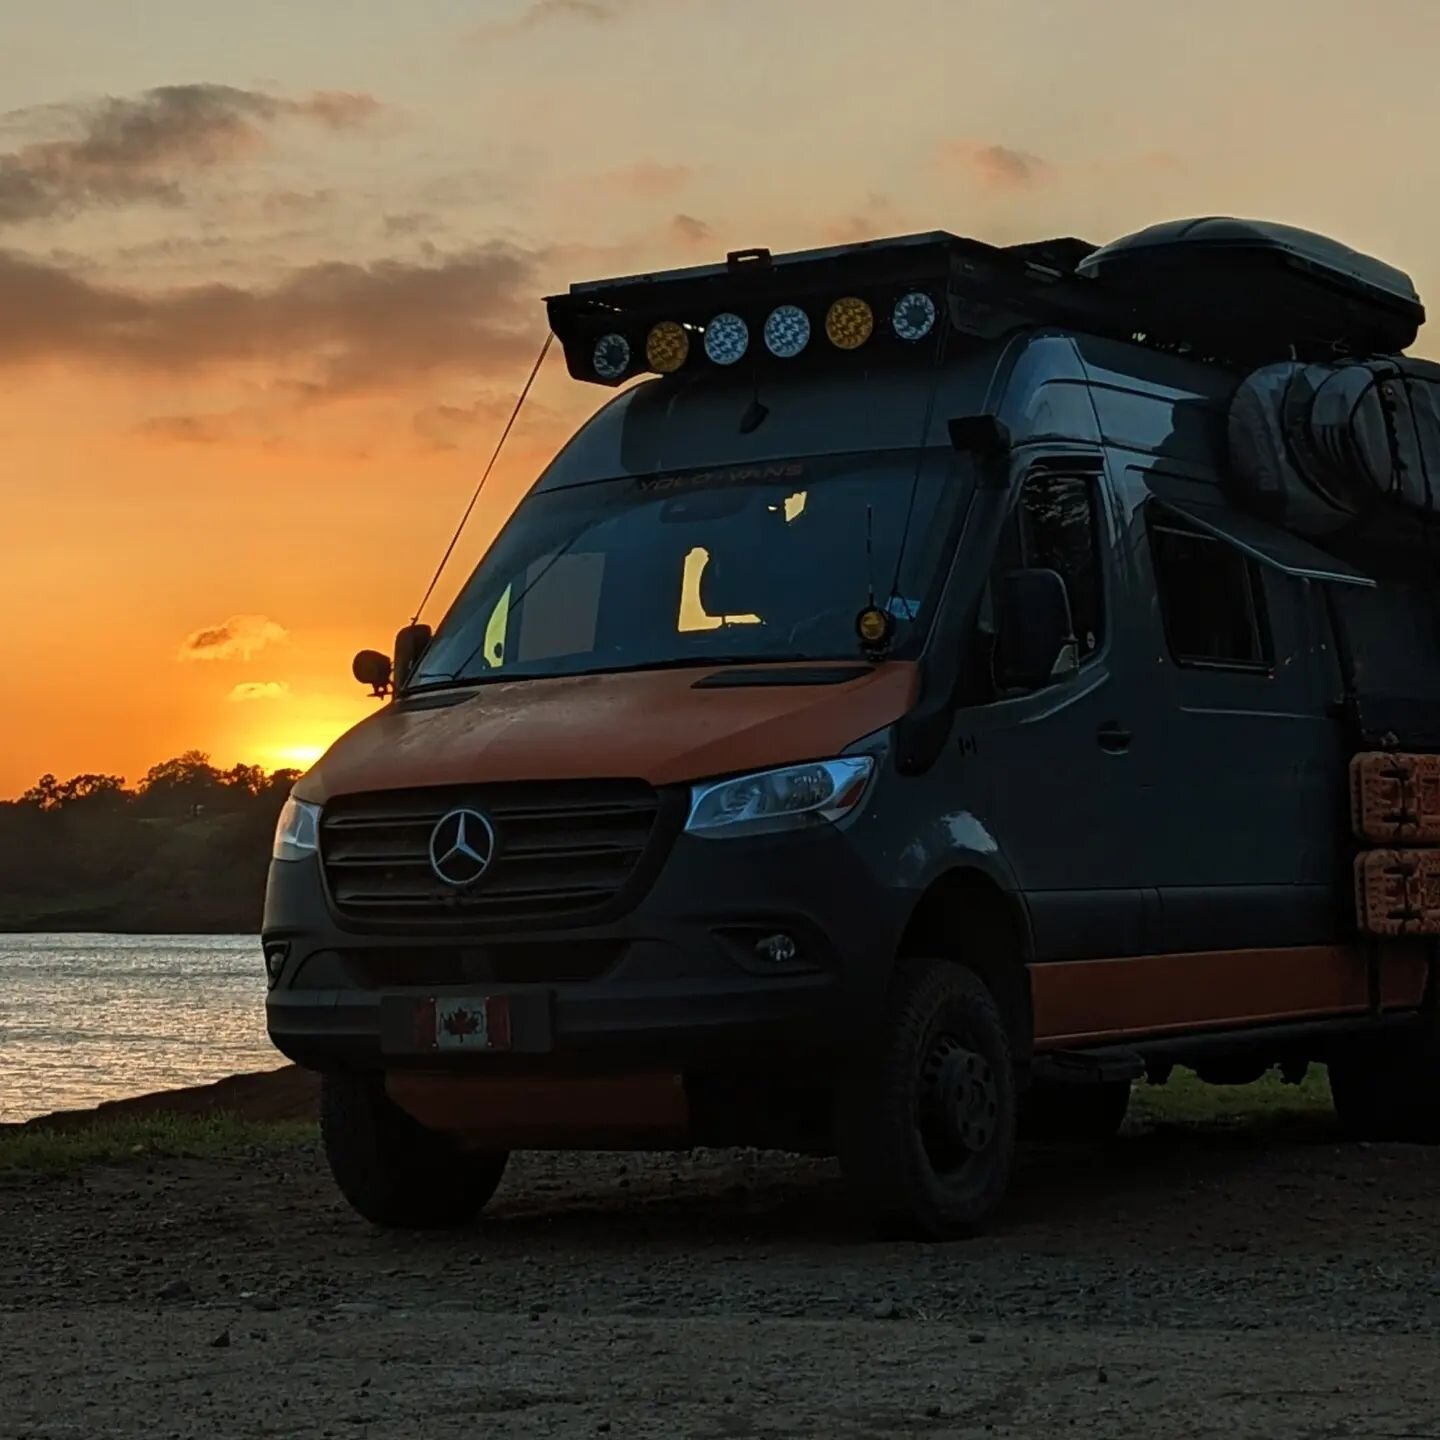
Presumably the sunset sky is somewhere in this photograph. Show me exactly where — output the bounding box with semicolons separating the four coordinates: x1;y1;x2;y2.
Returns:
3;0;1438;796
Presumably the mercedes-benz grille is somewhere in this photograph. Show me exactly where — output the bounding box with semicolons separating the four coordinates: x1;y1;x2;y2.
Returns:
319;781;662;927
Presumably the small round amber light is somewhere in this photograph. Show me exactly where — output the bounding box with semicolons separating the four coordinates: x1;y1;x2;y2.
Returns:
856;606;893;646
825;296;874;351
645;320;690;374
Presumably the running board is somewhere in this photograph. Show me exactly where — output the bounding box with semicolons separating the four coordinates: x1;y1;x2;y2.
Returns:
1048;1011;1424;1074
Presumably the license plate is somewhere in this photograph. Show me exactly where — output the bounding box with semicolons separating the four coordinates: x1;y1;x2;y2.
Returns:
425;996;512;1052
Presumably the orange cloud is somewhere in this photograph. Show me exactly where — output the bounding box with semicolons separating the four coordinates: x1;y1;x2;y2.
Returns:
669;212;710;245
940;139;1053;191
823;193;899;244
180;615;288;663
486;0;646;33
0;244;539;395
228;681;290;702
0;84;381;224
603;161;692;198
137;414;226;445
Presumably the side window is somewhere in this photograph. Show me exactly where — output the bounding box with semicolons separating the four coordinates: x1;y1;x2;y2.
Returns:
1150;522;1273;669
1016;473;1104;658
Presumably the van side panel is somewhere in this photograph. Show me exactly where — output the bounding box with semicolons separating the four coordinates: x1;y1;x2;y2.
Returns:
1076;340;1347;954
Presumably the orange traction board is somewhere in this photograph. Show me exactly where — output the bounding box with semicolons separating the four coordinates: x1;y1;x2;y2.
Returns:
1350;752;1440;843
1354;848;1440;935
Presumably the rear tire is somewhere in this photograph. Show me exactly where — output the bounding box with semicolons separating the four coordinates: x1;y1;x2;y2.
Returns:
1329;1042;1440;1143
1020;1079;1131;1143
836;961;1016;1239
320;1071;509;1228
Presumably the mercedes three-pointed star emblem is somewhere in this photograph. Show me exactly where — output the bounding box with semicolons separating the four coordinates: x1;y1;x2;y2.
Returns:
428;807;497;887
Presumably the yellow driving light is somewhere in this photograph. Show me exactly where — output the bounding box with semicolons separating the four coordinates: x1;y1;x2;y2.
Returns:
856;605;894;647
825;296;874;350
645;320;690;374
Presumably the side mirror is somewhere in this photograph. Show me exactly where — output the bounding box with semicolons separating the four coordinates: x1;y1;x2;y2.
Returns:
994;569;1079;691
392;623;432;691
352;649;393;697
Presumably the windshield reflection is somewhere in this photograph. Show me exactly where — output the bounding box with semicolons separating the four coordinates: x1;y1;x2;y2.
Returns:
412;449;969;688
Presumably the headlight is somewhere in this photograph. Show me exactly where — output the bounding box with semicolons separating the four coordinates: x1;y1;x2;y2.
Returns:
272;797;321;861
685;757;874;840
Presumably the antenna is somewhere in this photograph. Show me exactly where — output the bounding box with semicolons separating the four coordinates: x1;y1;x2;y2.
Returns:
865;503;876;608
410;332;554;625
884;313;951;628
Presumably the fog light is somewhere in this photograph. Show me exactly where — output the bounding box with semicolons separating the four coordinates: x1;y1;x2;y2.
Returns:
755;933;798;964
264;943;289;989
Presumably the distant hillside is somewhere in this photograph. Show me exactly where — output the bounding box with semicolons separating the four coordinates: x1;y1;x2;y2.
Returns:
0;753;297;934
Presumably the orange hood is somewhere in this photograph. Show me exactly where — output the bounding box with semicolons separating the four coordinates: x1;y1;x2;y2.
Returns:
298;662;918;802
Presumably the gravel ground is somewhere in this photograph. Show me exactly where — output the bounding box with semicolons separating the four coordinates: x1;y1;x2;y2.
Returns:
3;1108;1439;1438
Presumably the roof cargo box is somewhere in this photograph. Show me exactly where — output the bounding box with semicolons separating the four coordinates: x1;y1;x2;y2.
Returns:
1079;217;1424;357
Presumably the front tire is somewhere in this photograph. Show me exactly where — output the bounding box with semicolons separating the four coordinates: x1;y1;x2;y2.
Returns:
1329;1042;1440;1143
836;961;1017;1239
320;1071;509;1228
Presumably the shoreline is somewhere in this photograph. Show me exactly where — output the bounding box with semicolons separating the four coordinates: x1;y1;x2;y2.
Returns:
0;924;258;937
2;1065;317;1133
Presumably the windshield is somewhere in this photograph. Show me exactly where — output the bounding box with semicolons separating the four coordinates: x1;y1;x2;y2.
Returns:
412;448;970;688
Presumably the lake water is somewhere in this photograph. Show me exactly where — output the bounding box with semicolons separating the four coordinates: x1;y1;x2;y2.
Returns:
0;934;282;1123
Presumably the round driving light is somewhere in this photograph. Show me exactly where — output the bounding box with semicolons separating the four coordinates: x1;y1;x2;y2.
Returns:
704;312;749;366
592;333;631;381
856;605;895;648
825;296;874;350
645;320;689;373
893;291;938;342
763;304;810;359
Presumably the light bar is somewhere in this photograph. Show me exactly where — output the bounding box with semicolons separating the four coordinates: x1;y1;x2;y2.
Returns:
585;286;943;378
549;230;1118;385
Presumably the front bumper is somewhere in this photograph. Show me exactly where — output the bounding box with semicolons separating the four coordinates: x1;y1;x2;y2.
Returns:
263;822;907;1075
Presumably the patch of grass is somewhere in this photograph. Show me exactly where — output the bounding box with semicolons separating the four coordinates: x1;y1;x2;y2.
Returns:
0;1112;315;1173
1129;1065;1333;1128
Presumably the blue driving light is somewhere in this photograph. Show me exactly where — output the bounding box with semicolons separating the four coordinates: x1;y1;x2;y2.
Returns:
704;313;749;366
763;305;810;359
892;291;937;342
593;333;631;380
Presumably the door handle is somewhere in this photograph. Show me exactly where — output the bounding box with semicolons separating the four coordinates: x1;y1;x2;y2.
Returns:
1096;722;1132;753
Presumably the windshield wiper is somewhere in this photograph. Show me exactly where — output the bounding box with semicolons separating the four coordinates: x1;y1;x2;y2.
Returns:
400;652;869;697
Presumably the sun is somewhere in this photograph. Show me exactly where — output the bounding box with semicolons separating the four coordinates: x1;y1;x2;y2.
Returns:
266;741;328;770
222;694;376;777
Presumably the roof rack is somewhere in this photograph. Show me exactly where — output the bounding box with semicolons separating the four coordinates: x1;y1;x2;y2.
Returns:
545;230;1120;386
545;218;1424;388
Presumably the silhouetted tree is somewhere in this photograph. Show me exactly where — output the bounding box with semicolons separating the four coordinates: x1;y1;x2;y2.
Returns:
20;773;128;812
2;752;301;931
